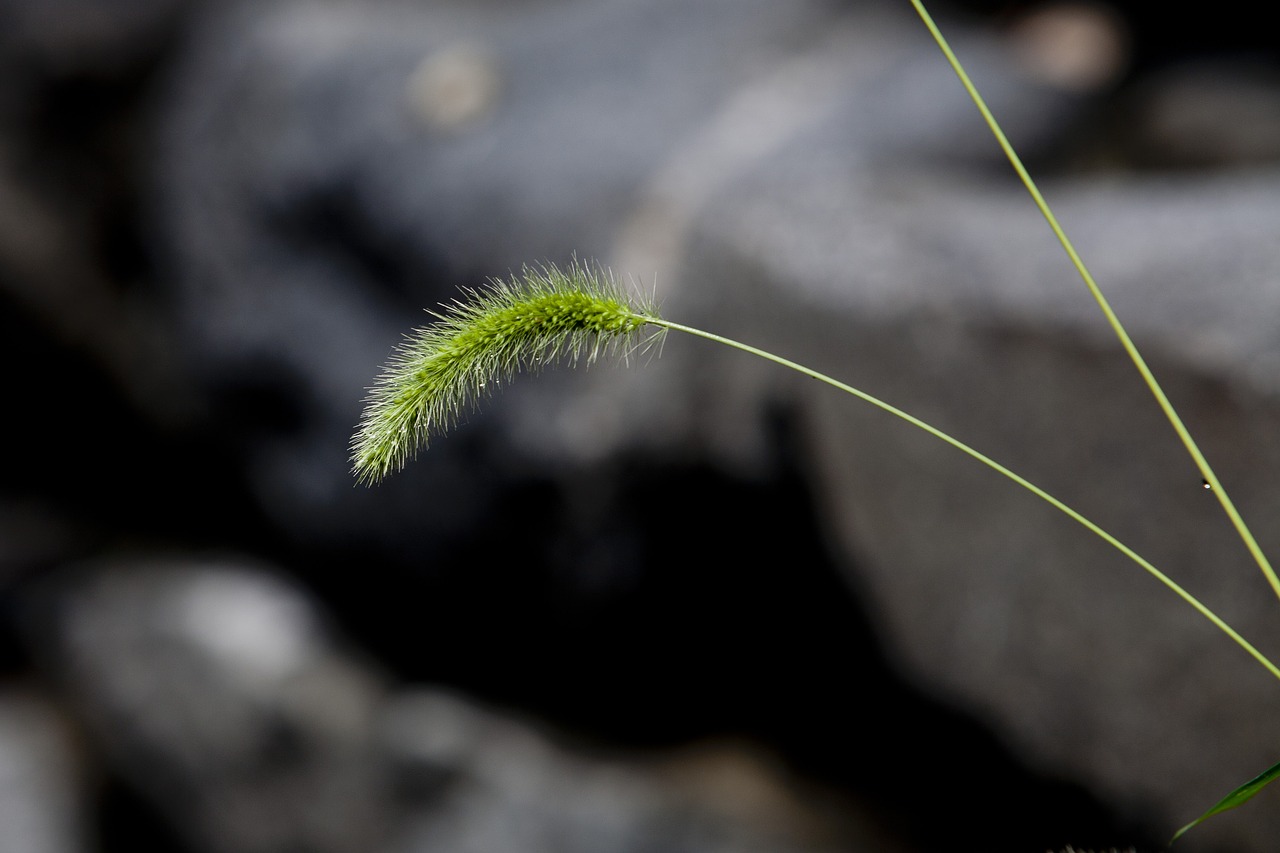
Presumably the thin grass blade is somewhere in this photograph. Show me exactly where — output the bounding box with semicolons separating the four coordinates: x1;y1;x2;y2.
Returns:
1171;760;1280;843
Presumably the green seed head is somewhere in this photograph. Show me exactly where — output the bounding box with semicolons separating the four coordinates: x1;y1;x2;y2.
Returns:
351;261;661;483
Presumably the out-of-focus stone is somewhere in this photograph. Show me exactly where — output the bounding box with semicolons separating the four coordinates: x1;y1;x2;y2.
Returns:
0;0;192;74
378;690;908;853
0;690;88;853
672;126;1280;852
37;557;392;853
30;557;913;853
1117;61;1280;169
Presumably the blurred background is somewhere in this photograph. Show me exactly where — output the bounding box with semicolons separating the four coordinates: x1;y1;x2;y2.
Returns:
3;0;1280;851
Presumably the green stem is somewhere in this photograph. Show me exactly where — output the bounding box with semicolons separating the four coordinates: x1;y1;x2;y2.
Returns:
905;0;1280;607
645;314;1280;683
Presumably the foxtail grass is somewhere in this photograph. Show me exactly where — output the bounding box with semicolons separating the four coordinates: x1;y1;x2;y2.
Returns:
351;262;660;483
351;262;1279;696
352;0;1280;841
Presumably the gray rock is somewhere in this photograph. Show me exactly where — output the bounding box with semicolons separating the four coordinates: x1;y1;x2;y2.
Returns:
0;0;202;429
1112;60;1280;169
0;0;192;74
38;557;392;853
378;689;906;853
667;79;1280;853
30;557;907;853
0;691;87;853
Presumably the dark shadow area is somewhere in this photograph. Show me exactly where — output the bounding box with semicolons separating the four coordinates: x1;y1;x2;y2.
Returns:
297;412;1163;853
96;769;193;853
0;291;281;561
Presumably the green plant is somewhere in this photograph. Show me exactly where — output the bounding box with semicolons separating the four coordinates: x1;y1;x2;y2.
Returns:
352;2;1280;844
350;262;659;483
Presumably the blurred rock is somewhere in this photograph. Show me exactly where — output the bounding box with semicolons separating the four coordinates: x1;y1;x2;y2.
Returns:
0;0;198;423
0;690;87;853
34;557;391;853
1115;60;1280;169
1005;2;1131;93
28;556;910;853
0;0;192;75
378;690;906;853
674;98;1280;852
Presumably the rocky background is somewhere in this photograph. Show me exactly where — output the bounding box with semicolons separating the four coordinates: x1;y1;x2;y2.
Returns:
3;0;1280;851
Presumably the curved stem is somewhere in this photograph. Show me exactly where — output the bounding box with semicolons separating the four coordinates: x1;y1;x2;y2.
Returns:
906;0;1280;607
644;314;1280;683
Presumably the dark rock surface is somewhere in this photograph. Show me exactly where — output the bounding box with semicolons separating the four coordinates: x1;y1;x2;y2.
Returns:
3;0;1279;851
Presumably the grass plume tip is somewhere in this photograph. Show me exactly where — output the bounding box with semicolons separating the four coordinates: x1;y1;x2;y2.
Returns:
351;262;661;484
